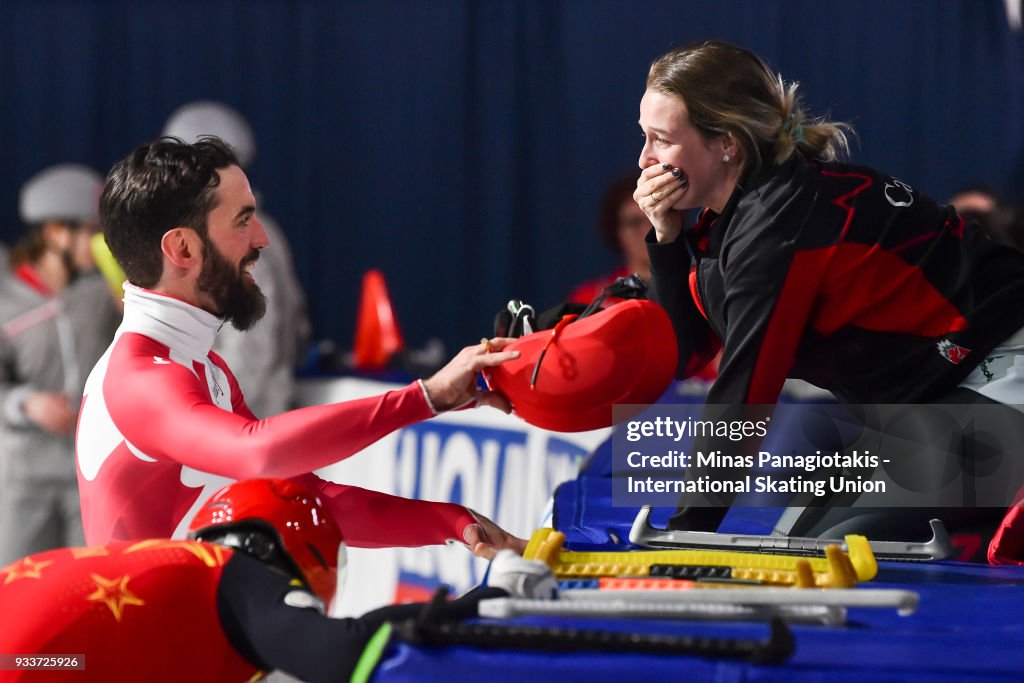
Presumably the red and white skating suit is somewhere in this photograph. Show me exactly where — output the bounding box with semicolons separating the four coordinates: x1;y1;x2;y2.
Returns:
76;284;475;547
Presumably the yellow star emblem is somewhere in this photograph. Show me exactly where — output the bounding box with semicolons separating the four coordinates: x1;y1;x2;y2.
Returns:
86;574;145;622
2;556;54;584
70;547;110;560
124;539;226;567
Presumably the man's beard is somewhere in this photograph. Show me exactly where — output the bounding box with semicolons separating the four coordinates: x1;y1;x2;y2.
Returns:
197;237;267;331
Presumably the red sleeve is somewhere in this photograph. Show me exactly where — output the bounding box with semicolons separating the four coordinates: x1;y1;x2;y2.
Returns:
105;333;433;481
989;487;1024;565
708;253;820;405
210;350;260;420
707;169;877;405
292;473;476;548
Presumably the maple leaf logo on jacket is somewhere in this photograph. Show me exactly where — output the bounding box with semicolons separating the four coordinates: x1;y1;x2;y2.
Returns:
937;339;971;364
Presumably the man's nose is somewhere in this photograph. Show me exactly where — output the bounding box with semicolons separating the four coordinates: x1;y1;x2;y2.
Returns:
252;215;270;250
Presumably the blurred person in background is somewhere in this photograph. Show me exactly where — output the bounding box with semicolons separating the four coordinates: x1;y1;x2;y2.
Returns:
164;101;310;418
567;175;720;380
947;184;999;218
947;184;1022;251
0;164;120;564
569;174;652;305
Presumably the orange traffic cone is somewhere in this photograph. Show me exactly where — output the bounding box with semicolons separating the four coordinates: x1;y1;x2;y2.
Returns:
353;269;405;370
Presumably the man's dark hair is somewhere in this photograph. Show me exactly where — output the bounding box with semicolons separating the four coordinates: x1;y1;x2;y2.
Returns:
100;136;239;287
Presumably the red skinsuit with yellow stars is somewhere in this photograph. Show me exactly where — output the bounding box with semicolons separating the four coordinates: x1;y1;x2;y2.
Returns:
0;541;259;683
0;540;506;682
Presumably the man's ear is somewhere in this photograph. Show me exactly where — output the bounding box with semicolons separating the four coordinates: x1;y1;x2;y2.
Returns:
160;227;203;269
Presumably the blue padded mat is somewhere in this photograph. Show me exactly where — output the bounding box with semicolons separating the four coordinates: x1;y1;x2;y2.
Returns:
372;560;1024;682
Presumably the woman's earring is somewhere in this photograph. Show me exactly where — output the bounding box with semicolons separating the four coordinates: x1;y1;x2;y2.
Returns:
722;153;731;163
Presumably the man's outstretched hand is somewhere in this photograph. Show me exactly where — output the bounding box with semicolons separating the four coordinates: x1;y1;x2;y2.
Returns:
463;510;528;559
421;337;519;413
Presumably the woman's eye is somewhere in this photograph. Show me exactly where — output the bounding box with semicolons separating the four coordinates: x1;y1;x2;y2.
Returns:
641;131;670;147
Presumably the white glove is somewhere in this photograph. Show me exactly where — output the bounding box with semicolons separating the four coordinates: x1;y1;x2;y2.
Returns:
485;549;558;600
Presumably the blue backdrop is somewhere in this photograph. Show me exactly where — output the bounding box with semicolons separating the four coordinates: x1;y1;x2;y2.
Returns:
2;0;1022;356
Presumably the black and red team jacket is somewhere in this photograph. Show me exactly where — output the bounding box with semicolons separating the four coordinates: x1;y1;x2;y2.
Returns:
648;153;1024;406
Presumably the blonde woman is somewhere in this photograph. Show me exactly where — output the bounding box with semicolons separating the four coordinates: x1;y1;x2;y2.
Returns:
635;42;1024;555
637;41;1024;408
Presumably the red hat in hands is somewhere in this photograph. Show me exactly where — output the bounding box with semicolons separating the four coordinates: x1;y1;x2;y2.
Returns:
486;299;677;432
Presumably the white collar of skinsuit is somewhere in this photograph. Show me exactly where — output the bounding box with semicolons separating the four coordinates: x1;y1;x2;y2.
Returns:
119;282;223;360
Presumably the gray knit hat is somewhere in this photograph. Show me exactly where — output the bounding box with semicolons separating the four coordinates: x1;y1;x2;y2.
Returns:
163;101;255;167
19;164;103;224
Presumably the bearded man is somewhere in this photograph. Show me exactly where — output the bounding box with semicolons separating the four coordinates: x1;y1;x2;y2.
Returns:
76;137;525;559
